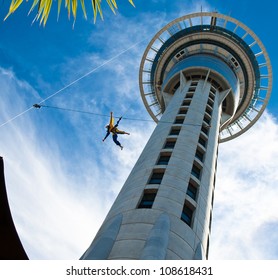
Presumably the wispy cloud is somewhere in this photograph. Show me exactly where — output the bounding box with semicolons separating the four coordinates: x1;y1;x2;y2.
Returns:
0;65;154;259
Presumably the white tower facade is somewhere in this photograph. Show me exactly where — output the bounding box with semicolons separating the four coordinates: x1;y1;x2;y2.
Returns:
81;12;272;260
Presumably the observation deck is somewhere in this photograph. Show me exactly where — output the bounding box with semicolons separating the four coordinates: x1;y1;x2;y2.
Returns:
139;12;272;142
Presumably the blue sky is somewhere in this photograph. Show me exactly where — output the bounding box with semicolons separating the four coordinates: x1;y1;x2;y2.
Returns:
0;0;278;260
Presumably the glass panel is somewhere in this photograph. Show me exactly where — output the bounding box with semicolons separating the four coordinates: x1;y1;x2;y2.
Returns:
179;108;188;114
191;164;201;179
157;156;170;165
174;118;184;124
204;116;211;125
187;183;197;200
195;149;204;162
198;136;207;148
182;100;191;106
138;192;157;208
149;172;164;184
201;126;209;135
181;205;193;226
164;141;176;149
169;128;180;135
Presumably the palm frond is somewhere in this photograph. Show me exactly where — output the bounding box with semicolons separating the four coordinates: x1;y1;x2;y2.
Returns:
57;0;63;20
80;0;87;20
4;0;136;25
28;0;40;15
72;0;78;19
128;0;135;7
4;0;23;20
65;0;71;19
41;0;53;26
91;0;103;23
106;0;117;14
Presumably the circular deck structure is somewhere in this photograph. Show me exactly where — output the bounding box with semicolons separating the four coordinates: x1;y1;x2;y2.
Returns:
139;12;272;142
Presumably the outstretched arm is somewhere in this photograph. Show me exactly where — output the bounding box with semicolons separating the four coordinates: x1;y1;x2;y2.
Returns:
109;112;114;128
115;116;122;128
103;131;110;141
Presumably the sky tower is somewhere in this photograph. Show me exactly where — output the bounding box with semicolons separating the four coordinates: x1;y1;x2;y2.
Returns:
81;12;272;260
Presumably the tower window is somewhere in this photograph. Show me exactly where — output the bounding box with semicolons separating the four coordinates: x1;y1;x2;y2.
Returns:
210;87;216;94
157;154;171;165
138;190;157;208
169;127;181;135
179;107;188;115
203;115;211;125
201;125;209;135
191;163;202;180
231;57;239;67
181;202;194;227
206;236;210;260
206;236;209;260
195;148;204;162
198;136;207;148
207;98;214;108
182;100;191;106
192;74;202;80
211;189;215;208
174;117;184;124
164;139;176;149
209;94;215;102
188;87;196;92
186;181;198;200
148;170;164;184
205;106;212;116
211;80;221;89
209;211;212;231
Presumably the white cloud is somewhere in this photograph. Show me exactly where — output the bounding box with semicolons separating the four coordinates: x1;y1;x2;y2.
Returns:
210;112;278;259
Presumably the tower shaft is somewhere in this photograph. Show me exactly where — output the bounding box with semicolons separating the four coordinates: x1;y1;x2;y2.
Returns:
81;76;223;260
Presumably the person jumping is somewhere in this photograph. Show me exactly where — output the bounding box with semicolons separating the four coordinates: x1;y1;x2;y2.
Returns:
102;112;130;150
